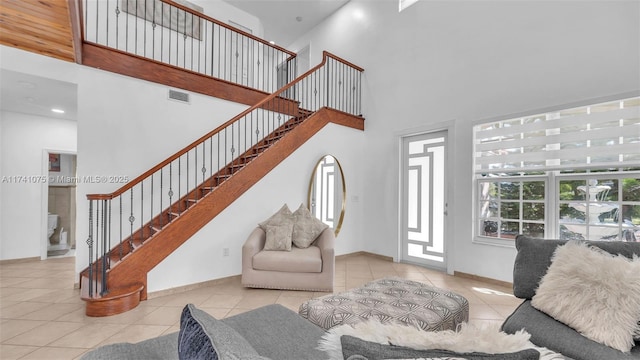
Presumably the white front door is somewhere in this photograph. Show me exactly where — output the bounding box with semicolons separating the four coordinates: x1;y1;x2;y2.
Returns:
401;130;448;270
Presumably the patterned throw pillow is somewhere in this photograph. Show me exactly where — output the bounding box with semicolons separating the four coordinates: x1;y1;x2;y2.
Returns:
258;204;293;231
531;241;640;353
291;203;329;248
263;223;293;251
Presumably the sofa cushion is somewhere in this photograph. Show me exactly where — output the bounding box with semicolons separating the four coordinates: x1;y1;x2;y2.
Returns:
178;304;268;360
253;245;322;273
221;304;327;360
530;241;640;353
513;235;640;299
263;223;293;251
258;204;293;231
503;300;640;360
80;332;180;360
291;203;329;248
340;335;541;360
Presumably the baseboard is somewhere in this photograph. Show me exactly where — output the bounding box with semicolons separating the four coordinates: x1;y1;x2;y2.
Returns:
337;251;394;262
453;271;512;289
0;256;40;265
147;275;242;299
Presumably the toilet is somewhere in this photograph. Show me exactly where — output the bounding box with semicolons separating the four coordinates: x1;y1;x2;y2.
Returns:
47;213;63;249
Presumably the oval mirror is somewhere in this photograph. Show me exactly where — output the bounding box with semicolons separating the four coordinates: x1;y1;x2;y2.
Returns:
308;155;346;236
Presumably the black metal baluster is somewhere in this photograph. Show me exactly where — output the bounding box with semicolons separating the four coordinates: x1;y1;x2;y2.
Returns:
151;0;156;60
191;13;195;71
224;128;228;172
168;4;172;64
107;199;112;269
119;196;123;261
150;174;154;229
87;200;94;297
183;10;187;69
105;0;109;47
209;137;213;191
160;1;165;63
169;162;174;218
101;200;108;295
142;0;147;57
186;153;190;202
231;123;235;172
129;189;134;251
95;200;100;296
160;169;163;226
194;149;197;200
234;33;239;84
95;0;99;46
202;142;206;187
140;181;144;242
359;70;363;115
216;133;220;185
217;24;221;79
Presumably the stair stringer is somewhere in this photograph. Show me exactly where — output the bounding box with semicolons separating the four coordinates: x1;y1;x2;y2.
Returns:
83;107;364;316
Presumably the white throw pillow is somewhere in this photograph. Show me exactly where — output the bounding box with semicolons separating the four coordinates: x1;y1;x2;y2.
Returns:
291;203;329;248
531;241;640;353
263;223;293;251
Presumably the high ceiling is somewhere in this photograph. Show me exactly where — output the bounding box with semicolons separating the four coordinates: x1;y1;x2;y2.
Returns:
0;0;348;121
223;0;350;47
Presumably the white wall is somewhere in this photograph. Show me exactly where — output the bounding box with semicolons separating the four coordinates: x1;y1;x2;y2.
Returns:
290;0;640;282
0;111;77;260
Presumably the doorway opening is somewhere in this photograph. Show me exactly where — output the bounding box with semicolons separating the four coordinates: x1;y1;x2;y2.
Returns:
46;152;77;258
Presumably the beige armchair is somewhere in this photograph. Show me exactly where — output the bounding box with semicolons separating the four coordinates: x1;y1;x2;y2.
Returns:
241;227;335;292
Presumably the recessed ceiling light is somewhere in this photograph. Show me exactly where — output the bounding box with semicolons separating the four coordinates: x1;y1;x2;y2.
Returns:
51;108;65;114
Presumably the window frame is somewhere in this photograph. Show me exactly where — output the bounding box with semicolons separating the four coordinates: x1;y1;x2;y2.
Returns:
472;93;640;246
475;175;548;246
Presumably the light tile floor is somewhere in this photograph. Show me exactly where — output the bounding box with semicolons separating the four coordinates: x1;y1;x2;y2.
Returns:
0;254;522;360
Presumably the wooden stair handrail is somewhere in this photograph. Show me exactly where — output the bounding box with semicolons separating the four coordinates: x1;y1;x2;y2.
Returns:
87;51;363;200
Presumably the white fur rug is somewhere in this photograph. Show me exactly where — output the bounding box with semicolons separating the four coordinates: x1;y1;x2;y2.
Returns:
317;320;564;360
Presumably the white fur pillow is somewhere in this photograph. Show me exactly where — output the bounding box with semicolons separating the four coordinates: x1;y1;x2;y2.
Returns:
317;320;563;360
531;241;640;353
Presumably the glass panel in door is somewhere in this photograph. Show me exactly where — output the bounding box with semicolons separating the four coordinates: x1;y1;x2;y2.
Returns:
401;131;448;270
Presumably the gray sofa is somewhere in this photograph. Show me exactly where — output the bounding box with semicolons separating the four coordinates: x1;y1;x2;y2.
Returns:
502;235;640;360
80;304;327;360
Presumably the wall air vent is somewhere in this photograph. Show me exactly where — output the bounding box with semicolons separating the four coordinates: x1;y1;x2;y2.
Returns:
168;89;190;104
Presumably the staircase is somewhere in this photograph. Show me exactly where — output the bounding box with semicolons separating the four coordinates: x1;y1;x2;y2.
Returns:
80;49;365;316
0;0;365;317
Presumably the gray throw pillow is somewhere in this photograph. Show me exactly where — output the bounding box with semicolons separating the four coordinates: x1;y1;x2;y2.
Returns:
291;203;328;248
263;223;293;251
178;304;268;360
258;204;293;231
340;335;541;360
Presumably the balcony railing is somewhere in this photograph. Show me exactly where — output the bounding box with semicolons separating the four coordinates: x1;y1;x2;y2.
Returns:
82;0;297;93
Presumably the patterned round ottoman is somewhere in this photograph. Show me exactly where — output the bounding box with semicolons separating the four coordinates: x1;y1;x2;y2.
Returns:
298;277;469;331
